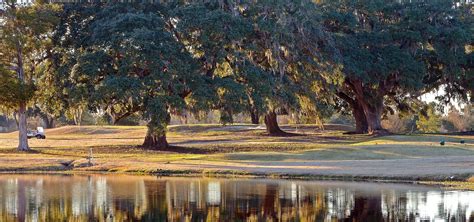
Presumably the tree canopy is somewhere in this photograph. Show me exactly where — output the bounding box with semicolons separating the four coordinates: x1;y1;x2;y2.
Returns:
0;0;59;150
49;3;216;148
320;0;473;134
170;0;341;134
1;0;472;150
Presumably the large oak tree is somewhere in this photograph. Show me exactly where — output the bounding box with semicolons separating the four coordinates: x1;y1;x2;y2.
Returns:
51;3;212;149
320;0;472;134
172;0;339;135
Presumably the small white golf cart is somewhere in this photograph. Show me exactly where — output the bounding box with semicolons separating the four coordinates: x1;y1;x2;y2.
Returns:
27;127;46;139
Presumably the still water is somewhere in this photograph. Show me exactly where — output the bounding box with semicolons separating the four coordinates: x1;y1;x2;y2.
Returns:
0;174;472;222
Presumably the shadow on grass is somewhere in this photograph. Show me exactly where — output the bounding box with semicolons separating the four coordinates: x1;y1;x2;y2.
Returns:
1;144;214;155
139;145;215;154
0;148;41;154
44;137;144;141
172;139;236;145
363;134;473;144
259;131;305;137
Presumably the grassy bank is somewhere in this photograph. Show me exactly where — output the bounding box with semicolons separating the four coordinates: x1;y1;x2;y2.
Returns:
0;124;473;187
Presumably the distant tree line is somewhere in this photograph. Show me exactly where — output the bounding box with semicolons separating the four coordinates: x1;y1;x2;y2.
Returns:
1;0;472;151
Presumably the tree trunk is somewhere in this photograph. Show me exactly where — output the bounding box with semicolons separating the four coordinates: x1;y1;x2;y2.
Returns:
15;36;29;151
41;115;55;129
353;102;368;133
17;102;30;151
142;114;170;150
73;108;83;126
180;112;188;125
337;91;368;134
359;99;387;135
264;111;284;135
47;117;54;129
250;109;259;124
365;108;383;134
13;111;19;128
143;129;169;150
348;79;388;135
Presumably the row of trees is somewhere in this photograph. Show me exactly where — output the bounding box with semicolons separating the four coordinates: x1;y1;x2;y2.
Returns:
1;0;472;151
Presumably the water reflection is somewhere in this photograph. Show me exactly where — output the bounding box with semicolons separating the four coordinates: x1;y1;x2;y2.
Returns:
0;175;472;221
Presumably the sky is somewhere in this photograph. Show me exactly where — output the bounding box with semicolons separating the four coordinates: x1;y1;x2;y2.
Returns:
420;86;469;114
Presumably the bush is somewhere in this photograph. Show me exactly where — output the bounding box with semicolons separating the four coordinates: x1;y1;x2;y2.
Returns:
416;103;442;133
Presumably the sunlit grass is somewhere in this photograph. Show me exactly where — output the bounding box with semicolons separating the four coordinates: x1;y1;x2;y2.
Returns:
420;181;474;190
0;125;472;178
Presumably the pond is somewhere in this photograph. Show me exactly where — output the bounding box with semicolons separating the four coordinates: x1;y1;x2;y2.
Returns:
0;174;472;221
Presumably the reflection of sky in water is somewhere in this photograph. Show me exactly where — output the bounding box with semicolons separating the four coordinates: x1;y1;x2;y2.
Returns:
5;179;18;217
207;182;220;205
383;190;474;221
326;188;354;220
0;175;472;221
407;191;474;221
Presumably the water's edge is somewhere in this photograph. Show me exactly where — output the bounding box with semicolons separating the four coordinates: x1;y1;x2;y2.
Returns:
0;170;472;191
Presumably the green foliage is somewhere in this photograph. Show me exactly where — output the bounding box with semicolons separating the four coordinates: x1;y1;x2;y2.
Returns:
322;0;427;90
50;3;214;139
170;0;340;124
416;103;442;133
18;0;471;142
0;1;60;109
0;69;35;109
321;0;472;132
245;0;341;115
170;2;255;123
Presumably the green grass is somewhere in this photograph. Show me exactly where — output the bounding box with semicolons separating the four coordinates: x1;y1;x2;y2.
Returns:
0;124;472;181
421;181;474;190
216;133;474;162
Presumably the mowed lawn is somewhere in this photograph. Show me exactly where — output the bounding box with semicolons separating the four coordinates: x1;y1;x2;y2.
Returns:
0;125;473;178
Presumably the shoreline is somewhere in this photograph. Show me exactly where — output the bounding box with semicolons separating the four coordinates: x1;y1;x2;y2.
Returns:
0;168;473;190
1;125;472;190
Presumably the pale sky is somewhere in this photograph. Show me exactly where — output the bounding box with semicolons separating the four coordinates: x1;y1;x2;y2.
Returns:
419;86;469;114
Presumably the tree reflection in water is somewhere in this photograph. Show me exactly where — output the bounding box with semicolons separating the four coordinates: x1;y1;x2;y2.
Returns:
0;175;472;221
